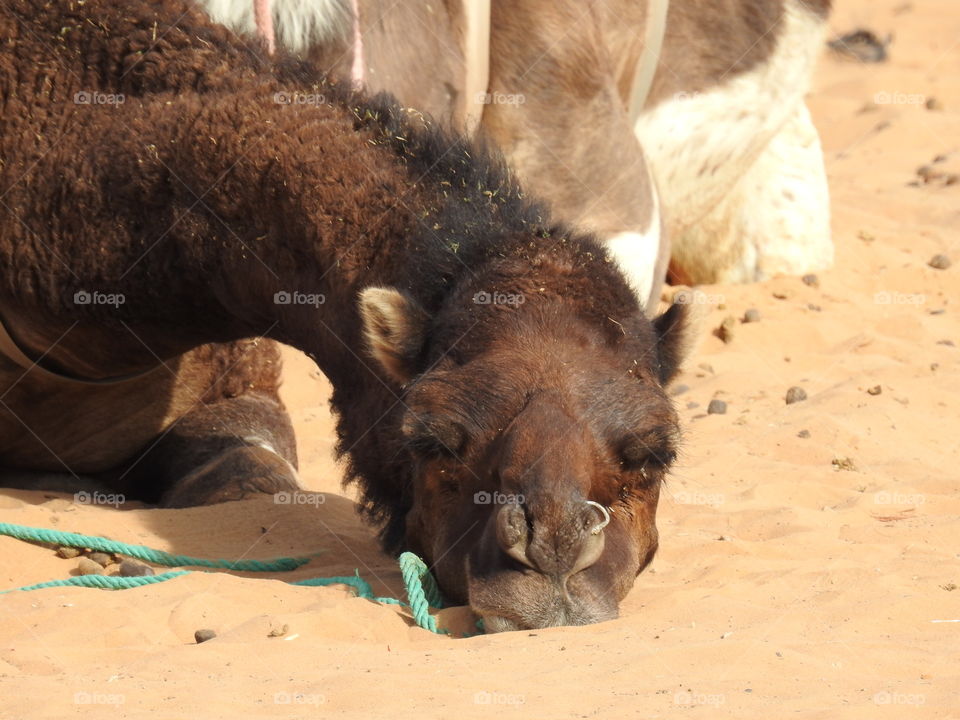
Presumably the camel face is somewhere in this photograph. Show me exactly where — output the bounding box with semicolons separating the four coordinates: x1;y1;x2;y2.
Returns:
362;289;693;631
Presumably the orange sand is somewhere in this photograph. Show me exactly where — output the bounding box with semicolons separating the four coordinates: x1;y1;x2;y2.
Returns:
1;0;958;717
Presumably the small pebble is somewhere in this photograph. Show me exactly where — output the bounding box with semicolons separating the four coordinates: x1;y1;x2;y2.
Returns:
917;165;937;182
707;399;728;415
268;624;290;638
797;429;811;439
802;273;820;288
742;308;761;323
77;557;104;576
716;316;737;344
926;97;944;111
119;560;155;577
87;552;112;568
194;629;217;644
827;29;888;62
928;254;951;270
785;386;807;405
57;546;81;559
867;385;882;395
686;401;700;410
832;457;857;472
670;383;690;397
933;154;948;163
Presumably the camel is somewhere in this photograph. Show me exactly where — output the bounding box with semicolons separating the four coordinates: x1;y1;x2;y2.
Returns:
196;0;834;302
0;0;699;631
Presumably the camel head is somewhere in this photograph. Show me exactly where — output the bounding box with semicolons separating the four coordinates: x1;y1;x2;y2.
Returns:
359;284;699;632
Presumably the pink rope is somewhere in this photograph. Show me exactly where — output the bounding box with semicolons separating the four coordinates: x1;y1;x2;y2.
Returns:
350;0;364;88
254;0;276;54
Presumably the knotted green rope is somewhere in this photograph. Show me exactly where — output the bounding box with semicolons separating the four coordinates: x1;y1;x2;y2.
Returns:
0;522;311;571
0;523;446;634
398;552;444;633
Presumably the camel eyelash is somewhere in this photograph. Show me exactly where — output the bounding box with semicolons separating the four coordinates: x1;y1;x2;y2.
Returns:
619;446;676;474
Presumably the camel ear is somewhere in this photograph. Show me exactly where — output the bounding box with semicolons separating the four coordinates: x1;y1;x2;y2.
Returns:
359;287;430;384
652;291;705;385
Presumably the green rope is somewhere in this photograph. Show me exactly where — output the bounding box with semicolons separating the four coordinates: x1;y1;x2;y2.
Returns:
0;523;447;634
0;522;312;571
398;552;445;633
2;571;190;593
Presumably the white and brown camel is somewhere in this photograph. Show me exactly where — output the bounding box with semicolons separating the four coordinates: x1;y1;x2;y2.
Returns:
197;0;834;305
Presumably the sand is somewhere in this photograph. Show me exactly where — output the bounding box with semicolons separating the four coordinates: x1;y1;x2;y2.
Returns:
1;1;958;717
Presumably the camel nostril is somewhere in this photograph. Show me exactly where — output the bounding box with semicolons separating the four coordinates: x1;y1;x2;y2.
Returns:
496;500;534;569
571;526;605;575
568;502;609;576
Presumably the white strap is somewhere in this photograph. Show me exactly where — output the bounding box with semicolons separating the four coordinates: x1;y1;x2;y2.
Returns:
628;0;670;120
462;0;491;136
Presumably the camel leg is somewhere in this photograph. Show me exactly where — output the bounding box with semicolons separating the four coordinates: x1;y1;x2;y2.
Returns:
670;101;833;284
115;392;300;507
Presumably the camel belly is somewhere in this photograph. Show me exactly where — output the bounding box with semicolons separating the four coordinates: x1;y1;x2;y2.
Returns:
0;363;184;473
0;345;259;474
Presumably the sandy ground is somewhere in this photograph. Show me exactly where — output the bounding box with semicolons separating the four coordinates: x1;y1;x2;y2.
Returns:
1;1;958;717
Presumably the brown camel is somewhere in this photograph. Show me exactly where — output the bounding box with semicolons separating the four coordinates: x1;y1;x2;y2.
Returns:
0;0;698;631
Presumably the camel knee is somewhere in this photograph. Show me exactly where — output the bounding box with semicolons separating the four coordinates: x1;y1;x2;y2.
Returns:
160;443;300;508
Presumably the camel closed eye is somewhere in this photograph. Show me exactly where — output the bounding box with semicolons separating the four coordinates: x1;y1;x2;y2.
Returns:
402;413;468;459
618;438;676;478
